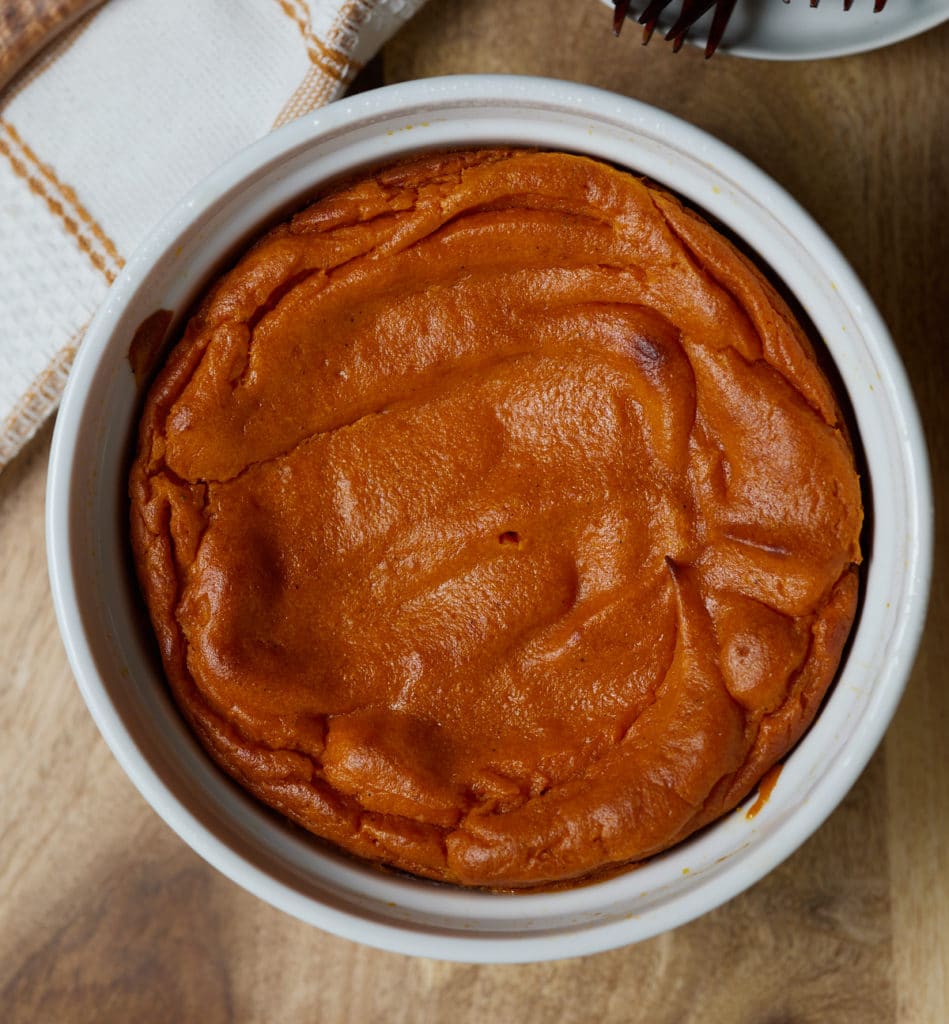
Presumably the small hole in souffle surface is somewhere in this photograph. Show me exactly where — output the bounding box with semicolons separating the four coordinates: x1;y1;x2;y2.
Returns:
498;531;520;545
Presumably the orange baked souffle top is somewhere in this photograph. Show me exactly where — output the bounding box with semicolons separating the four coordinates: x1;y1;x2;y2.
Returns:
130;150;862;889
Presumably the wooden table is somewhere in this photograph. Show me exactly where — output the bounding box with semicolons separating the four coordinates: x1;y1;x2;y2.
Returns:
2;3;947;1020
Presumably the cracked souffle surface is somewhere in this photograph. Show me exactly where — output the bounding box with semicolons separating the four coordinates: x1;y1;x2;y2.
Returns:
129;149;862;889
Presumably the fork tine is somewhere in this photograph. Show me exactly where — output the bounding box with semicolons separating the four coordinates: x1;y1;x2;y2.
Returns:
637;0;676;28
637;0;676;45
665;0;717;51
641;15;660;46
807;0;891;7
612;0;631;35
705;0;738;57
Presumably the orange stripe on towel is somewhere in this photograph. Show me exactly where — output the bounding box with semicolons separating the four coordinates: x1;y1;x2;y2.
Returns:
0;337;80;471
271;64;347;129
2;120;123;270
0;130;116;284
272;0;361;81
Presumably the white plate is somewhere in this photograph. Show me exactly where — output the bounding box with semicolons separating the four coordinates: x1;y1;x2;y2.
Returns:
608;0;949;60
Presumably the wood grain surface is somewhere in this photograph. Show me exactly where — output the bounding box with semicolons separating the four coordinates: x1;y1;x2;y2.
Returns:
1;2;947;1021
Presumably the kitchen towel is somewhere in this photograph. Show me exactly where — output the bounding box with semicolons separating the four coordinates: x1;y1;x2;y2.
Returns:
0;0;426;470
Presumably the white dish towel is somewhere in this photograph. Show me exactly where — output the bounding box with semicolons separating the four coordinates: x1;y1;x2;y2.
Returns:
0;0;427;471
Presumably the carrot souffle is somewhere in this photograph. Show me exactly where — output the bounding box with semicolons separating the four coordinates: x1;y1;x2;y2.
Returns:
129;149;862;889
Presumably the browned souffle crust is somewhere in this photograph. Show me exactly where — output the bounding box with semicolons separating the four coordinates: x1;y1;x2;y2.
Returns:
129;149;862;889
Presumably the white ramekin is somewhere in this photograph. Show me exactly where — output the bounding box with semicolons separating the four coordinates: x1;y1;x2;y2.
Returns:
46;75;932;963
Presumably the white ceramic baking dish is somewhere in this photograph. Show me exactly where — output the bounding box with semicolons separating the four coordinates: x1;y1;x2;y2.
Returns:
46;75;932;963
